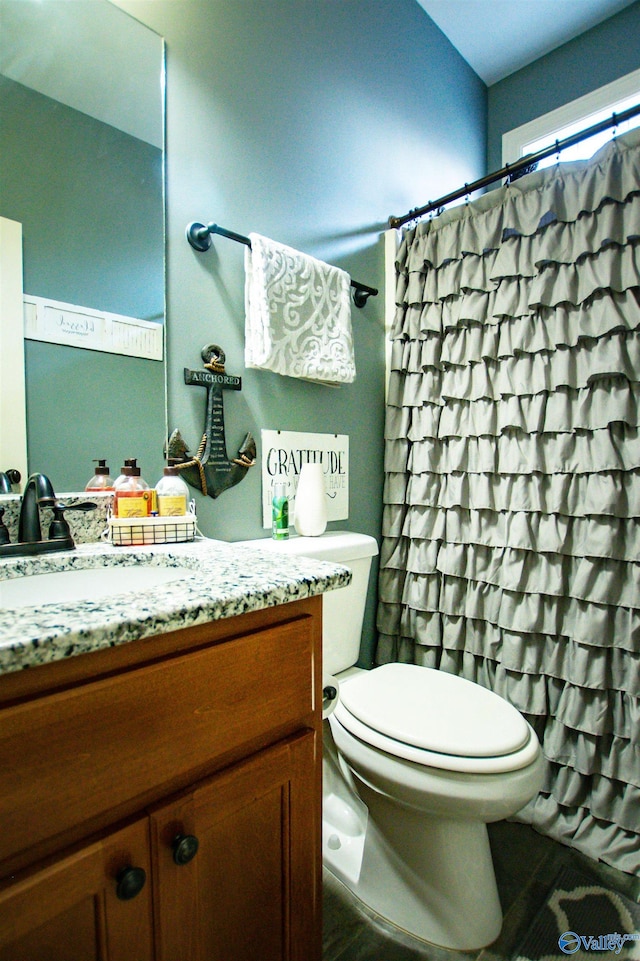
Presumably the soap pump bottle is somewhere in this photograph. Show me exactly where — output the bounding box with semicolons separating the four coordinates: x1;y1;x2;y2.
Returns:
156;461;189;516
113;459;153;517
85;459;114;491
113;459;136;488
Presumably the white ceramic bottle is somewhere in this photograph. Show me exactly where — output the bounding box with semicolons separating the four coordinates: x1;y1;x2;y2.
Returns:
294;463;327;536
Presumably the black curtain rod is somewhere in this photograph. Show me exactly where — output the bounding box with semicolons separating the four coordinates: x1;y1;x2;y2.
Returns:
186;221;379;308
388;102;640;230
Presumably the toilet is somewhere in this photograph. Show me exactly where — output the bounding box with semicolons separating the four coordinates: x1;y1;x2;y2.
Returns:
241;531;544;951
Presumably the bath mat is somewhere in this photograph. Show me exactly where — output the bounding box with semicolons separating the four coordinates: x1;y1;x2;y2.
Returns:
514;866;640;961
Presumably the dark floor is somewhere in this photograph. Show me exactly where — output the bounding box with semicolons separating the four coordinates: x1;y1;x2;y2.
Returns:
323;820;640;961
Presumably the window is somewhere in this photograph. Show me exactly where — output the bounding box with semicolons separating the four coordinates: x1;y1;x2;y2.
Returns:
502;67;640;169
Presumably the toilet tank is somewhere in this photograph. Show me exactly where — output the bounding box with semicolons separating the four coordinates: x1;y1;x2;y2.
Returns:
239;531;378;675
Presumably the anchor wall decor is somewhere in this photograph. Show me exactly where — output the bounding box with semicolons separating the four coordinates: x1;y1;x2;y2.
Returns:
166;344;256;499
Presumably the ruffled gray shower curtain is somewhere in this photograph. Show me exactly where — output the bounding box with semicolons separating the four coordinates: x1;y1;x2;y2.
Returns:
377;126;640;876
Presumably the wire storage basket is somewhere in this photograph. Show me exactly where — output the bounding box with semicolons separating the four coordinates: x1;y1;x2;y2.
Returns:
107;503;197;546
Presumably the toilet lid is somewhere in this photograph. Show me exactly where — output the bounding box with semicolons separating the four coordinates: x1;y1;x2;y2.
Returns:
339;663;530;758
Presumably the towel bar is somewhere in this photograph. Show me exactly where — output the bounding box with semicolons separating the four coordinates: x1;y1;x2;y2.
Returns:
186;221;378;308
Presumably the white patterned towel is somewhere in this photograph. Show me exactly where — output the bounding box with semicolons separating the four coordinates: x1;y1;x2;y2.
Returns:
244;233;355;385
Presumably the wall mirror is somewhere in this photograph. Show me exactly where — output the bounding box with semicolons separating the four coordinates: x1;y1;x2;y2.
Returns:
0;0;166;493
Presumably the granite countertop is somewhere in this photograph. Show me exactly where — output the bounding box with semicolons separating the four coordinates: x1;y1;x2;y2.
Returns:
0;537;351;676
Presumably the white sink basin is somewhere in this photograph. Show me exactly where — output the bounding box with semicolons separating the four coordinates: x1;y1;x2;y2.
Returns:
0;565;190;610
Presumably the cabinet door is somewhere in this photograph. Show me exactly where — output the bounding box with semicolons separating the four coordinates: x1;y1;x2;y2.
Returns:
150;730;321;961
0;818;153;961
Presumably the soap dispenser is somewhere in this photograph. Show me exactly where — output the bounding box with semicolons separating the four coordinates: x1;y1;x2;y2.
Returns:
155;461;189;516
113;459;153;517
113;459;136;488
85;459;114;491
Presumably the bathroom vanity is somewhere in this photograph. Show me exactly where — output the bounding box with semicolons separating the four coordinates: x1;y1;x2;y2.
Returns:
0;538;349;961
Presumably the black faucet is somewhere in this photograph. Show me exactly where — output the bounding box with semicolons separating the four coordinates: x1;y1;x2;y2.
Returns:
0;473;96;558
18;473;57;543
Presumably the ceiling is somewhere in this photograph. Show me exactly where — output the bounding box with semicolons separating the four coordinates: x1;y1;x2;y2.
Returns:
417;0;638;85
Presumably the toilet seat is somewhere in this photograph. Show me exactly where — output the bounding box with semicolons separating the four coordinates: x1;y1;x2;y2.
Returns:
334;663;539;775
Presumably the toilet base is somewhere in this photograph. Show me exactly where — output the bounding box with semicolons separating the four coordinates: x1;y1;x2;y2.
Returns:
336;774;503;951
322;724;368;885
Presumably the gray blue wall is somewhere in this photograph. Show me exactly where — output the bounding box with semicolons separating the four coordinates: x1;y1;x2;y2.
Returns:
487;0;640;172
9;0;637;664
119;0;487;665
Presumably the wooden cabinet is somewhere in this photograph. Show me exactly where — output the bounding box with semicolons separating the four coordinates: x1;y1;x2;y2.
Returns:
0;598;322;961
0;818;153;961
151;731;317;961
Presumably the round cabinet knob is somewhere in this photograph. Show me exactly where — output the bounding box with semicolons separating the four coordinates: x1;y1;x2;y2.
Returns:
116;865;147;901
172;833;199;866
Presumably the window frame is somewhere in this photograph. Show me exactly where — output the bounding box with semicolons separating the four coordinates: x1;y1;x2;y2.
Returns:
502;67;640;166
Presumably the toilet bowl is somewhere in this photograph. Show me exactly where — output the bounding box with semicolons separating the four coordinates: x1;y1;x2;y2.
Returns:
240;532;544;951
329;663;544;949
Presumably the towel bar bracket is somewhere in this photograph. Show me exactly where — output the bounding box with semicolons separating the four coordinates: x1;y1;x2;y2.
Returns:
185;220;378;307
186;221;214;252
353;286;374;308
187;221;251;252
